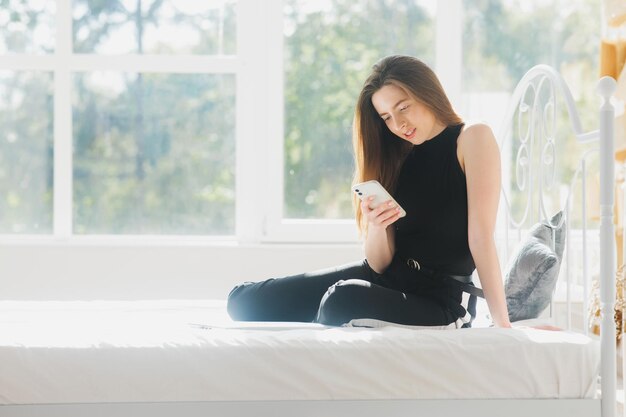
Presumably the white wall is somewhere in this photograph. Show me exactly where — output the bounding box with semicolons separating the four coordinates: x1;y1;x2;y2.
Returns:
0;244;365;300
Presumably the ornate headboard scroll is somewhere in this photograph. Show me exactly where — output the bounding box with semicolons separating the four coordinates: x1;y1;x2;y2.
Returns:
497;65;600;236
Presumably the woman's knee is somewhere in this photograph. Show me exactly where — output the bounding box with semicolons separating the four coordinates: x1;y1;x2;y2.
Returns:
315;279;370;326
226;281;255;320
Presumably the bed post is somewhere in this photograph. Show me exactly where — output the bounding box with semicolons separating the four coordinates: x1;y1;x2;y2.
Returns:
598;75;617;417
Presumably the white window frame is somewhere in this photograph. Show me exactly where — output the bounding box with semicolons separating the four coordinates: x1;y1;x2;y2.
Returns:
0;0;462;245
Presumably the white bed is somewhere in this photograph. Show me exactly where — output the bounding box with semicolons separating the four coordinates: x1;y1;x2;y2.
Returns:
0;300;599;404
0;66;618;417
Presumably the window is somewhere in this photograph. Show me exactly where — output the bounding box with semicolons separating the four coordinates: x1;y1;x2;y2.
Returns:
1;0;238;237
282;0;436;220
72;72;235;234
0;0;55;54
73;1;236;55
0;0;600;242
0;71;53;233
461;0;600;228
0;0;55;233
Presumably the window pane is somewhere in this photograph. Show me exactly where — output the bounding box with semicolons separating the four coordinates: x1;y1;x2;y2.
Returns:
0;71;53;233
73;72;235;234
73;0;237;55
463;0;599;97
462;0;600;226
284;0;436;219
0;0;55;54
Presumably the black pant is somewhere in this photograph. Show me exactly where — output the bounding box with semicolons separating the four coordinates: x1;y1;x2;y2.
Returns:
227;256;475;327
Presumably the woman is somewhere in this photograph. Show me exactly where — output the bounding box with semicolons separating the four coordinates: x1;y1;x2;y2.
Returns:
227;55;511;329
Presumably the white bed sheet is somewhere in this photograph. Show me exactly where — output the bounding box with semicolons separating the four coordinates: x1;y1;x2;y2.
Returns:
0;300;599;404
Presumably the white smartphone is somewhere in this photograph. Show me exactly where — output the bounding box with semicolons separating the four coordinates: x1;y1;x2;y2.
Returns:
352;180;406;217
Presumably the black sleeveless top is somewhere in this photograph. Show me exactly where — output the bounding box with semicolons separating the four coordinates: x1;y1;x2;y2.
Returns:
393;124;475;275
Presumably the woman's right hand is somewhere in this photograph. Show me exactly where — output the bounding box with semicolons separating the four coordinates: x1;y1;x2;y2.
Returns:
360;196;403;229
361;196;399;272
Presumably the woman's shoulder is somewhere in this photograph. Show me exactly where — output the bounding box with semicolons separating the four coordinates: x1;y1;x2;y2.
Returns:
458;121;494;139
455;121;499;172
457;121;497;150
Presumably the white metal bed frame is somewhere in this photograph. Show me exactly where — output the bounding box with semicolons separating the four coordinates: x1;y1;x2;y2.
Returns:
0;66;618;417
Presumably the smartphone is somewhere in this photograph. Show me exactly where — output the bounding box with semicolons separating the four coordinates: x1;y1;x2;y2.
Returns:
352;180;406;217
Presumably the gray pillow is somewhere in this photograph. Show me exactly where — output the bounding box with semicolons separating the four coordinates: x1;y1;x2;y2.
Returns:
504;211;566;322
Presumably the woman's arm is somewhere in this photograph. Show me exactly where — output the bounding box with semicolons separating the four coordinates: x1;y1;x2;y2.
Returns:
459;123;512;328
361;196;400;274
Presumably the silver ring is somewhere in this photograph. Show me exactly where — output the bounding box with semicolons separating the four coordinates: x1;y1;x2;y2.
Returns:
407;259;421;270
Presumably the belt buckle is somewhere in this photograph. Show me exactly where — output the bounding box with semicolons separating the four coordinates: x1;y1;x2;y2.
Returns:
406;258;421;270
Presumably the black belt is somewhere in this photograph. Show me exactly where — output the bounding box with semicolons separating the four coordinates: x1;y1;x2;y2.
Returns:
404;258;485;299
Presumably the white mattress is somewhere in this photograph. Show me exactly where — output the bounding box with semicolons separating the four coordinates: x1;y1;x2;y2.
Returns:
0;300;599;404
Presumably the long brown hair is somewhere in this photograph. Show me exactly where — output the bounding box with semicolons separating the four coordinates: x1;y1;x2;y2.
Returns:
352;55;463;239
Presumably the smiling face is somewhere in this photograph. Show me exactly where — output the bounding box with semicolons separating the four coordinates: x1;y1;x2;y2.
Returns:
371;83;446;145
